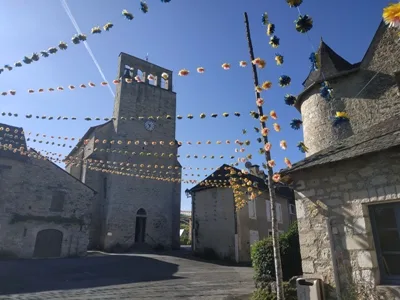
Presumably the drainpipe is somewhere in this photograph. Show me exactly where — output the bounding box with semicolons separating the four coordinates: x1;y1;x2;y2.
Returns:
327;217;342;300
190;192;196;252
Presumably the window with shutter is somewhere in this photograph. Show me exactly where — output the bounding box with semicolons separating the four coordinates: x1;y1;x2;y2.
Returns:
266;200;271;221
248;200;256;219
276;202;283;224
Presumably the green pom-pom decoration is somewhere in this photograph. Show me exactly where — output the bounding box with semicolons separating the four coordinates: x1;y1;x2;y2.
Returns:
295;15;313;33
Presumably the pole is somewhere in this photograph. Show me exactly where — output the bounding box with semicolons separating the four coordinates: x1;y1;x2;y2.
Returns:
244;12;285;300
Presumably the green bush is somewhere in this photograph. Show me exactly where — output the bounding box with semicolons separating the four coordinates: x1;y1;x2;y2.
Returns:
251;221;302;287
251;282;297;300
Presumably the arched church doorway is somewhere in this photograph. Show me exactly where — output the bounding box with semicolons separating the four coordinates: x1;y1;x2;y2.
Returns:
33;229;63;258
135;208;147;243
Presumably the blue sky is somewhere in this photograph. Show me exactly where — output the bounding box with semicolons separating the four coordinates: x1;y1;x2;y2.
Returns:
0;0;390;210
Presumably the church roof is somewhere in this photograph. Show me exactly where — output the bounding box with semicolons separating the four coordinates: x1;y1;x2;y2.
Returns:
66;121;112;158
279;114;400;179
189;164;294;200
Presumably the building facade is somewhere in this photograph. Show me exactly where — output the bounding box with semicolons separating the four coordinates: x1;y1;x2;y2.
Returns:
280;22;400;299
66;53;181;251
0;123;95;259
189;164;296;263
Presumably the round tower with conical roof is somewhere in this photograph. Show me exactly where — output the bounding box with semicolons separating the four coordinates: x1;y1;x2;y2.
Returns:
296;22;400;157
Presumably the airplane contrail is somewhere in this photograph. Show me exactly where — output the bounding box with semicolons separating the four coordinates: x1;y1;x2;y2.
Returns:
60;0;115;98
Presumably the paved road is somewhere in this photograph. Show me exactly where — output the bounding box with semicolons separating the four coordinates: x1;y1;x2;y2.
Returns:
0;250;254;300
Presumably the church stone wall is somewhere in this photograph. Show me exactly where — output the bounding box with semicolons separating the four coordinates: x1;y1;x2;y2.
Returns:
0;154;94;258
289;147;400;299
300;25;400;156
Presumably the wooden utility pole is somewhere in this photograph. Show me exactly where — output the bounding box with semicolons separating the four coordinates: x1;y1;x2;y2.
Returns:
244;12;284;300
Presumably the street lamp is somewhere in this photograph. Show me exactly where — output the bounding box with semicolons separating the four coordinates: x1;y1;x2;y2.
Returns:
185;188;191;198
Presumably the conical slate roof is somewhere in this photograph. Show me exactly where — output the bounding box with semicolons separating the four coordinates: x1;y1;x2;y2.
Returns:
302;39;360;88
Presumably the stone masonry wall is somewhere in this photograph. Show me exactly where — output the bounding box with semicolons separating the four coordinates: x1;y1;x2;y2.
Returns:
290;147;400;299
193;187;236;261
0;154;95;258
300;25;400;156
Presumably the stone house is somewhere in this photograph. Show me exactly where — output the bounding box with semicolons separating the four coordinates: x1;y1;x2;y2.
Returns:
188;164;296;263
279;22;400;299
0;123;95;259
65;53;181;251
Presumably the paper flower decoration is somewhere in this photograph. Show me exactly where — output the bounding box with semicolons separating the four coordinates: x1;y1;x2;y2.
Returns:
270;111;277;119
280;140;287;150
256;98;264;106
250;111;260;119
255;86;263;93
333;111;350;127
178;69;189;76
113;79;120;84
147;74;155;81
275;54;284;65
58;42;68;50
140;1;149;13
91;27;102;34
223;113;229;117
286;0;303;8
197;67;205;73
320;81;333;100
200;113;206;119
14;62;22;67
309;52;320;70
279;75;291;87
260;115;268;122
211;114;218;118
104;23;113;31
161;72;169;80
88;82;95;87
273;123;281;132
222;63;230;70
161;0;171;2
40;51;49;57
267;23;275;36
234;112;241;117
122;9;134;20
261;12;268;25
268;160;276;168
23;56;31;64
262;81;272;90
295;15;313;33
269;36;280;48
48;47;58;54
297;142;309;153
290;119;303;130
4;65;12;71
252;58;266;68
284;94;296;106
383;3;400;28
264;142;272;152
239;61;247;67
72;35;81;44
284;158;292;168
261;128;269;136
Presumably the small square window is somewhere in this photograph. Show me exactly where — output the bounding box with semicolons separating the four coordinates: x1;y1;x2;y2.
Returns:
50;191;66;212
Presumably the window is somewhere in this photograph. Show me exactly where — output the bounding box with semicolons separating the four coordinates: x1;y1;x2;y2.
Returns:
370;202;400;284
249;230;259;246
50;191;66;212
276;203;283;224
266;200;282;223
266;200;271;221
289;204;296;215
248;200;256;219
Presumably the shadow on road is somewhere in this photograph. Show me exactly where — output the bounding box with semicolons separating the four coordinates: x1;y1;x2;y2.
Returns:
0;255;181;295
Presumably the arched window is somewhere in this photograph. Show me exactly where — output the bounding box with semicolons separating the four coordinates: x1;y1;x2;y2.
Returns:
135;208;147;243
160;77;168;89
136;69;145;83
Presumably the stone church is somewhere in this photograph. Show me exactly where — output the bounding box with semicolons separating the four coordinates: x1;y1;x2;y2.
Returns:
65;53;181;251
280;22;400;299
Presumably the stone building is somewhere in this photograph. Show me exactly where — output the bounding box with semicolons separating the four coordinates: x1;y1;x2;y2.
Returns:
0;123;95;259
188;164;296;263
65;53;181;251
279;22;400;299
